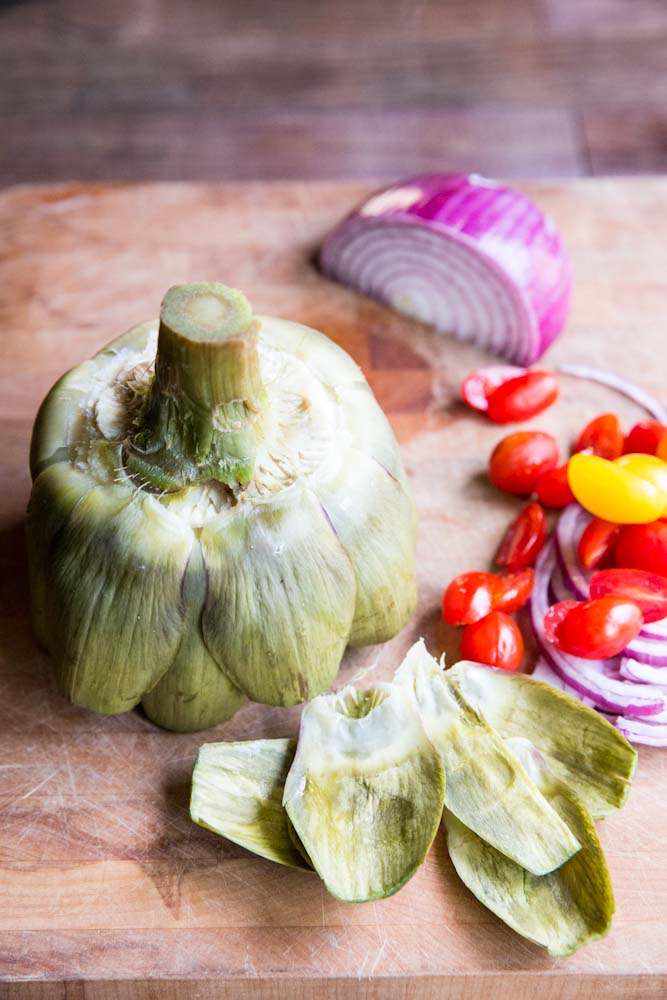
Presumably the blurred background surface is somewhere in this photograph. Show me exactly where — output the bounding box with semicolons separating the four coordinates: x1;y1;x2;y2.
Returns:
2;0;667;186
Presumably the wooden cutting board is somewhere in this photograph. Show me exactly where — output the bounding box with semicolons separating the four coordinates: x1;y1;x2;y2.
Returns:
1;179;667;1000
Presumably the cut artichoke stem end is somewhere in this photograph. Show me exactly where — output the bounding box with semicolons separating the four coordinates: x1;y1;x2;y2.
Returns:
124;282;265;490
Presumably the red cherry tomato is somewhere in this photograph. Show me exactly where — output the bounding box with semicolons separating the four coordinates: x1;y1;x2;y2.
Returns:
614;520;667;576
578;518;620;570
442;571;505;626
489;432;559;496
496;502;547;569
461;366;525;413
623;421;667;456
543;596;642;659
574;413;624;460
590;568;667;623
535;464;576;509
496;568;534;613
485;371;559;424
460;611;524;671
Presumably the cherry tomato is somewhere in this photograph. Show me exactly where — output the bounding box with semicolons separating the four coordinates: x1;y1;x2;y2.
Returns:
485;371;559;424
496;502;547;568
535;464;575;508
657;434;667;463
461;366;525;413
567;453;665;523
442;571;505;626
578;518;620;570
590;568;667;623
614;520;667;576
496;568;534;613
489;432;559;496
615;453;667;506
543;596;642;659
623;421;667;456
574;413;624;460
460;611;524;671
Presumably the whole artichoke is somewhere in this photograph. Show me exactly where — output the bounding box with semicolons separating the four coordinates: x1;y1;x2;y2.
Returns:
27;283;417;730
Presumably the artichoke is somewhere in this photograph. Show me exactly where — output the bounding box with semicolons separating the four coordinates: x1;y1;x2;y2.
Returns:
27;282;417;730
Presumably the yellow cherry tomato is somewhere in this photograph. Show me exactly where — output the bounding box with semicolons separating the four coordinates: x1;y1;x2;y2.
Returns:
615;454;667;512
567;453;665;524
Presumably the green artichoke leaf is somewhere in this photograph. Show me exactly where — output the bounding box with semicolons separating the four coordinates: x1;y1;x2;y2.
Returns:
396;641;580;876
283;679;445;902
258;315;366;390
200;482;356;706
446;661;637;819
445;737;614;956
335;381;412;491
191;738;312;870
42;464;194;713
311;446;417;647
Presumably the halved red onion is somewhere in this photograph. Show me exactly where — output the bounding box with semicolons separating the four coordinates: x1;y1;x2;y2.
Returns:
320;174;572;365
554;504;592;600
557;364;667;424
531;539;665;716
614;715;667;747
620;657;667;685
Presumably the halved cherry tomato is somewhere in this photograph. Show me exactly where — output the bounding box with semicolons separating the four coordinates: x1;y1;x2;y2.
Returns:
535;464;575;509
623;421;667;456
461;366;525;413
614;520;667;576
574;413;624;460
442;571;505;626
590;568;667;623
543;596;642;659
496;568;534;613
578;518;620;570
657;434;667;463
496;502;546;568
485;371;559;424
460;610;524;671
489;432;559;496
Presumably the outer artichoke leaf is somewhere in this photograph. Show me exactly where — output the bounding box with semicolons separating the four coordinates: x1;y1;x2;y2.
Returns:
283;680;445;902
396;641;580;876
191;738;311;870
311;447;417;647
92;319;156;360
258;315;365;390
29;360;99;479
200;483;356;706
50;486;194;713
445;738;614;956
335;381;412;491
447;661;637;819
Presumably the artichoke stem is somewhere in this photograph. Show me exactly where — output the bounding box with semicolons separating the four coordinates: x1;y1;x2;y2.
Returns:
126;282;264;489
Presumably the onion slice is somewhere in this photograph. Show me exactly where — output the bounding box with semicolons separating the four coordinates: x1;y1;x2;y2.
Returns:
320;174;572;365
620;657;667;685
555;504;592;601
614;715;667;747
557;364;667;423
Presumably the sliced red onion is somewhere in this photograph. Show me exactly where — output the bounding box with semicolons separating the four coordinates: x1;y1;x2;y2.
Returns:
549;559;577;605
639;616;667;640
620;658;667;685
531;657;597;708
554;504;592;601
622;633;667;667
614;715;667;747
320;174;572;365
557;364;667;423
531;539;665;716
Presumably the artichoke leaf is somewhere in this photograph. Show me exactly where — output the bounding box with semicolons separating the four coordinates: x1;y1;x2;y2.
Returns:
311;446;417;647
258;315;366;390
396;641;580;876
336;381;412;492
445;738;614;956
283;680;445;902
191;738;311;871
200;482;356;706
446;661;637;819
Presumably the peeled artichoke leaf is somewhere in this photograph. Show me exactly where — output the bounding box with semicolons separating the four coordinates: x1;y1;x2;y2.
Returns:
446;661;637;819
200;482;356;706
191;738;311;871
283;679;445;902
445;738;614;956
396;641;580;876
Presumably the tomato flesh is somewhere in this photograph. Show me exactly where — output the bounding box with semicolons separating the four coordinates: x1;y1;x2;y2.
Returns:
461;366;525;413
489;432;559;496
460;611;524;671
496;502;547;568
544;596;642;659
496;568;534;613
624;421;667;456
442;571;505;626
614;520;667;576
535;464;575;508
574;413;624;460
485;371;559;424
590;568;667;623
578;518;620;570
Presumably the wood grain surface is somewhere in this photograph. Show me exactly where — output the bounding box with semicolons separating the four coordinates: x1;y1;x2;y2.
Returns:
1;179;667;999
